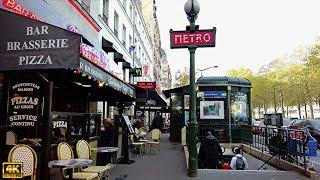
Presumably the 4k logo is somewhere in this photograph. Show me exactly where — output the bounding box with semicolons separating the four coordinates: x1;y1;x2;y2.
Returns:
2;162;23;178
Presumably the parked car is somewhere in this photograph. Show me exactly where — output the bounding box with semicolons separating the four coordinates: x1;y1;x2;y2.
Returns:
288;119;320;148
282;118;292;129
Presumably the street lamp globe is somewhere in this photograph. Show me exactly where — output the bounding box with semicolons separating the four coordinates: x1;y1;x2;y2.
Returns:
184;0;200;16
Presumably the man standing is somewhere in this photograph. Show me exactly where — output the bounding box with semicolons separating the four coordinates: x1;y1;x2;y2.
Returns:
198;131;223;169
230;148;248;170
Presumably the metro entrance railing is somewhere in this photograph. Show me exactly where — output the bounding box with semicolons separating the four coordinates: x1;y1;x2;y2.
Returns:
193;123;316;173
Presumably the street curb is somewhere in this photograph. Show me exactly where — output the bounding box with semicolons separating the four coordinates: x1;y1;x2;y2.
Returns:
241;144;318;179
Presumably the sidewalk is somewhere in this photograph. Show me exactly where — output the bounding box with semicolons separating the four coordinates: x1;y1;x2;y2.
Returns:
110;133;309;180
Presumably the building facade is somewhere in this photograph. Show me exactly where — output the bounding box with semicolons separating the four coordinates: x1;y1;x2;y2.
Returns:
160;48;172;90
138;0;162;84
44;0;154;83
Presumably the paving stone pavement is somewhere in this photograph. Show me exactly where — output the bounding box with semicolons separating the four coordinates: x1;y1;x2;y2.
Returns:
110;133;310;180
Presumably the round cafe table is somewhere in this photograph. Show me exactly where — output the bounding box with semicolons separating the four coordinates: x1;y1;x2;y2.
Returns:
48;159;93;180
91;147;118;165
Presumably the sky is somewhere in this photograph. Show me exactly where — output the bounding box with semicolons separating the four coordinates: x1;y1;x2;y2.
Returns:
156;0;320;78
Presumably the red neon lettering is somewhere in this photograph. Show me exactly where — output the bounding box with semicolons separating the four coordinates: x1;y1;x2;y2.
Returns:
4;0;15;9
3;0;39;20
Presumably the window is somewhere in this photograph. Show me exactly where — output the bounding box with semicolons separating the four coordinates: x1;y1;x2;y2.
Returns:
122;24;126;47
123;0;127;11
102;0;109;24
129;4;133;21
114;11;119;38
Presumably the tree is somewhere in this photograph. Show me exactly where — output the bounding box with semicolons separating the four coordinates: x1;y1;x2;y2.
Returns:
174;67;189;88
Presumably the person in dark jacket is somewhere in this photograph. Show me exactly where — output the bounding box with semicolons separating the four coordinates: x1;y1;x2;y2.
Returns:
152;111;164;131
100;118;115;147
198;131;223;169
99;118;115;163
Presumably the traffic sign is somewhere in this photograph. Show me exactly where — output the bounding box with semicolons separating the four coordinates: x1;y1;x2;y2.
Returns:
170;28;216;49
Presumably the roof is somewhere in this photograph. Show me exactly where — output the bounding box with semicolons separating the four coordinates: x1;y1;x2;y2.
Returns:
163;85;189;98
197;76;251;87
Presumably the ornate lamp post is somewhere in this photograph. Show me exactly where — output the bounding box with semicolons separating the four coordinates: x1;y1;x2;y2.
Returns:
184;0;200;177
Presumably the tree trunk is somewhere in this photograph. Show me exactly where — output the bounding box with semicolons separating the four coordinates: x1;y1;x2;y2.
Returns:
273;90;277;113
304;102;308;119
286;106;289;118
281;97;285;117
263;104;267;114
298;101;302;119
258;106;261;119
305;83;314;118
309;102;314;119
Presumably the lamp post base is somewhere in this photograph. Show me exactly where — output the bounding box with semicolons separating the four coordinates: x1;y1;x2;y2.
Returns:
187;122;198;177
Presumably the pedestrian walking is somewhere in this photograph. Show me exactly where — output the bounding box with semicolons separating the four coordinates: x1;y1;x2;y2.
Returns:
230;148;248;170
198;131;223;169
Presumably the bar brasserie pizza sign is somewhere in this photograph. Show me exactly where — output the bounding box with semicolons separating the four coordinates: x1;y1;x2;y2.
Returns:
0;9;81;70
9;82;41;127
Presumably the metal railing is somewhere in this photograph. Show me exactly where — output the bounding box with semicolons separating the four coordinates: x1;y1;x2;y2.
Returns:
195;123;311;172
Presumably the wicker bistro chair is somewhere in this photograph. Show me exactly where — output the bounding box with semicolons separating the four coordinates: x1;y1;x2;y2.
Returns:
147;129;161;155
8;144;37;180
76;140;111;179
130;135;145;156
57;142;98;180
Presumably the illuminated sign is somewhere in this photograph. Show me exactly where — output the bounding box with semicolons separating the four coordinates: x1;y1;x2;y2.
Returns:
203;91;227;98
133;68;142;77
170;28;216;49
2;162;23;178
80;43;110;72
2;0;39;20
137;82;156;89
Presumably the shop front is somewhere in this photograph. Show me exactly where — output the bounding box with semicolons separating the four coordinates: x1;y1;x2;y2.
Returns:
0;9;135;179
134;82;168;129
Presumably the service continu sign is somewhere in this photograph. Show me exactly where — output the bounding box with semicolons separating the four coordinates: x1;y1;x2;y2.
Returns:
9;82;41;127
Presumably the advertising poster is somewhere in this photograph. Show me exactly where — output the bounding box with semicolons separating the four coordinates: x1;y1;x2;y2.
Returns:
231;92;248;123
200;101;224;119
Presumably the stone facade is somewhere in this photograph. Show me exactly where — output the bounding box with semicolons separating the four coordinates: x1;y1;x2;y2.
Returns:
138;0;162;84
160;48;172;90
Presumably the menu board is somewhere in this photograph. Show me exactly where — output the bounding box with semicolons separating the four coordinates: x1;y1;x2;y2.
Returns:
8;82;41;127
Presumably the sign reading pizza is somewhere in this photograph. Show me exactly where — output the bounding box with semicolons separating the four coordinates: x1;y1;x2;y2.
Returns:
170;28;216;49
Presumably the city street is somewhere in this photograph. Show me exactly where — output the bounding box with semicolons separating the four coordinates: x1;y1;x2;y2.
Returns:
2;0;320;179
